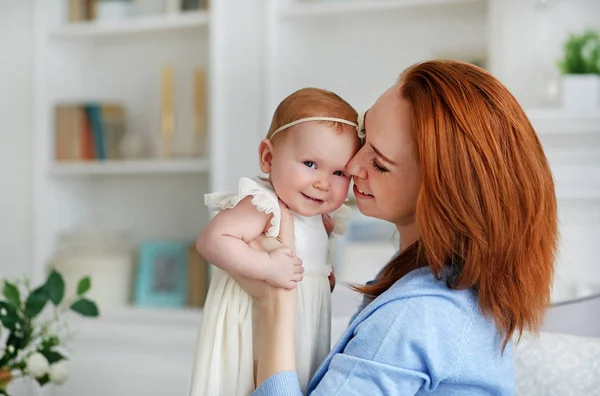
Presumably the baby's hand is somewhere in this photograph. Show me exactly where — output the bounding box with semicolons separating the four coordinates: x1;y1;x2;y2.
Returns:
266;246;304;290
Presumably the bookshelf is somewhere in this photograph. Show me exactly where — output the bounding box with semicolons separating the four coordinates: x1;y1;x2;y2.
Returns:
31;0;268;393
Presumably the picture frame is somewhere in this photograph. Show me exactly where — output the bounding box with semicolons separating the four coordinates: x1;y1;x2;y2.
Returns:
133;241;189;308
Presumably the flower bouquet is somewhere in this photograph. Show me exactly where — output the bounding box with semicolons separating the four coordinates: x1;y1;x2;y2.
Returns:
0;270;99;395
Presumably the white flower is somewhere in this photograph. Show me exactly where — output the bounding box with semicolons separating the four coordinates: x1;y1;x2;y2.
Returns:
26;353;49;378
0;308;6;316
356;111;366;140
49;361;68;385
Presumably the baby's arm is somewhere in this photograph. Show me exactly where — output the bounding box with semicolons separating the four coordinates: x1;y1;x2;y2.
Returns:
197;197;302;289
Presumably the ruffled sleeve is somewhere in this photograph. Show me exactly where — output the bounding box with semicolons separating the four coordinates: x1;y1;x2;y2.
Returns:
204;177;281;237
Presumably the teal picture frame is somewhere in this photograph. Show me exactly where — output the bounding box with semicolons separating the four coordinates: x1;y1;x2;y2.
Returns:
133;241;189;308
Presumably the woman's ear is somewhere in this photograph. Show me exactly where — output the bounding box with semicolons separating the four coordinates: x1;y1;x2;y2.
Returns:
258;139;275;174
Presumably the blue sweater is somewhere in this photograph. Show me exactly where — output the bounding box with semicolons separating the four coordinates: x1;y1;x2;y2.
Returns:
252;267;514;395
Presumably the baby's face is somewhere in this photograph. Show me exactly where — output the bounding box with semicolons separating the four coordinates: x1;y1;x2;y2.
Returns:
269;122;361;217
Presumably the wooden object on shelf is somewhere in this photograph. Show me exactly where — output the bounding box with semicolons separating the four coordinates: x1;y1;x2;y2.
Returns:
55;105;87;161
160;66;176;158
192;66;207;157
187;244;208;308
68;0;96;22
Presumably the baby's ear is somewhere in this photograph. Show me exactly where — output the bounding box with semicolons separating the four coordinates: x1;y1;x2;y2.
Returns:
258;139;274;174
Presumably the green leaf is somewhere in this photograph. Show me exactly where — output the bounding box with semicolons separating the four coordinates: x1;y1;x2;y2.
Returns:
6;330;28;350
76;276;91;296
24;285;49;319
70;298;99;317
40;336;60;351
40;349;66;364
2;281;21;308
0;301;22;331
0;390;8;395
36;374;50;386
0;332;27;367
45;270;65;305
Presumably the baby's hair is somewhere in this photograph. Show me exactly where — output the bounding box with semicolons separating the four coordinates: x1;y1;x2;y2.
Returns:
267;88;358;141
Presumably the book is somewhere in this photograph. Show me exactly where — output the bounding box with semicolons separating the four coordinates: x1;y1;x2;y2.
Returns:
54;102;126;162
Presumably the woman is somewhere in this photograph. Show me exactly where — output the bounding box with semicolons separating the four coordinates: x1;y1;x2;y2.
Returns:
249;60;558;395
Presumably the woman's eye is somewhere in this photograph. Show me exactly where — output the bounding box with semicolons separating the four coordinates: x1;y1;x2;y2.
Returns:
304;161;316;169
333;170;345;177
371;158;389;173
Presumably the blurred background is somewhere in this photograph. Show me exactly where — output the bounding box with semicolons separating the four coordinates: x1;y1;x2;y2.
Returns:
0;0;599;395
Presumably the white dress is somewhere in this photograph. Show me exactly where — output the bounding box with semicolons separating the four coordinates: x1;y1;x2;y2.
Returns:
188;177;350;396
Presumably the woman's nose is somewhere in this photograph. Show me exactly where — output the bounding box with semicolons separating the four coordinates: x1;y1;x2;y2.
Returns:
346;149;367;179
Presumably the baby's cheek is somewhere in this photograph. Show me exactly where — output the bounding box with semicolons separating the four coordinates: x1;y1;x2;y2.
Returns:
332;179;351;202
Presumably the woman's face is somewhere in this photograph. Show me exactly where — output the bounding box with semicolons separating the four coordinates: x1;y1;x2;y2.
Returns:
347;85;421;227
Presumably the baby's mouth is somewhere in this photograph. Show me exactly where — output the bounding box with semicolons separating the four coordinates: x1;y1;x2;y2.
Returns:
302;193;324;203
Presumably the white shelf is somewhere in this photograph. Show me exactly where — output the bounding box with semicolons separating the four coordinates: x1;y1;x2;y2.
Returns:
49;11;209;40
527;108;600;135
93;306;203;326
282;0;484;17
70;306;203;348
48;158;210;176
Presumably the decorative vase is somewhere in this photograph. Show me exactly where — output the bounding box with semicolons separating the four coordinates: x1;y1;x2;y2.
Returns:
561;74;600;111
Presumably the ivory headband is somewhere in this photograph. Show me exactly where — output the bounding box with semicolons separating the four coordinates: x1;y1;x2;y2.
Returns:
270;116;360;140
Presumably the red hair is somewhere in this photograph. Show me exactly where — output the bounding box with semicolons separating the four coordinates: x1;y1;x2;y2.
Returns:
355;60;558;348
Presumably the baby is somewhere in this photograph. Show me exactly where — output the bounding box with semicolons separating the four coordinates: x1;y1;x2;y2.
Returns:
188;87;362;396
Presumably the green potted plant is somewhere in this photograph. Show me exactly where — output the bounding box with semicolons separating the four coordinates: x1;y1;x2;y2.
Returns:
0;270;99;395
557;29;600;110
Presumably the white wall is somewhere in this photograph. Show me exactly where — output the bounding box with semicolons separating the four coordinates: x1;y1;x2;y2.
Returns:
268;1;488;114
0;0;33;278
0;3;35;394
489;0;600;108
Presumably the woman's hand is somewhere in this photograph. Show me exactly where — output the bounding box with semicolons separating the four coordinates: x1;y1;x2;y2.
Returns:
322;213;335;236
322;213;336;292
329;269;336;292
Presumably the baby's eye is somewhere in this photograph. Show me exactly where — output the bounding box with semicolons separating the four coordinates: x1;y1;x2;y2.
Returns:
304;161;316;169
333;170;345;177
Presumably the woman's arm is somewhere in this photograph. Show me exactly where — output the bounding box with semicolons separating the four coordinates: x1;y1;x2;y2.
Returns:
245;204;298;387
197;196;302;289
256;288;297;384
